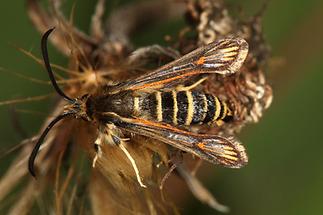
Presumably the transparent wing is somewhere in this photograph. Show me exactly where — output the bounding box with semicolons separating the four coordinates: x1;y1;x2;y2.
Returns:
109;115;248;168
110;38;248;93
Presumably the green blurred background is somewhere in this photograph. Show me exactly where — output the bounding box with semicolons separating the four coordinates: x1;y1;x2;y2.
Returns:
0;0;323;214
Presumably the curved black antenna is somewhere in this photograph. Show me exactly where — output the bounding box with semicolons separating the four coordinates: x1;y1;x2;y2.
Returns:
41;28;75;103
28;112;73;177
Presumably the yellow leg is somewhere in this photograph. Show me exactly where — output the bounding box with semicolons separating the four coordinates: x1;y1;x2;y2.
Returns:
176;77;207;91
92;135;103;168
119;143;147;188
215;120;224;126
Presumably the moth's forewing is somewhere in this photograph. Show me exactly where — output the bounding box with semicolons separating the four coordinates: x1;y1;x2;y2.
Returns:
109;115;248;168
110;38;248;93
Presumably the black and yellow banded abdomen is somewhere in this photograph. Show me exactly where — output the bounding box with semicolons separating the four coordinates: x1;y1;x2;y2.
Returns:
135;90;232;126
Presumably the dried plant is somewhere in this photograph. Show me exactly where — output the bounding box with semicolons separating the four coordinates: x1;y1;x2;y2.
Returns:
0;0;272;214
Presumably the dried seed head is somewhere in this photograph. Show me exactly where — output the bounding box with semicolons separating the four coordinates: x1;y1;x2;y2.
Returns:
182;0;273;135
0;0;273;214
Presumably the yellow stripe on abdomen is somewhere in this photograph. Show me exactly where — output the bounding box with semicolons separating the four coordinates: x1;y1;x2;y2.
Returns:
185;91;194;125
172;90;178;125
155;92;162;122
213;96;221;121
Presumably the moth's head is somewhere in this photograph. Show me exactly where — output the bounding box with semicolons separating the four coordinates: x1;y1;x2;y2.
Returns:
62;94;92;122
28;28;93;177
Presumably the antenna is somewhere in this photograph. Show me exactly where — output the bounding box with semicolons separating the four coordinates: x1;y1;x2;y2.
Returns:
28;29;76;177
41;28;75;103
28;112;73;177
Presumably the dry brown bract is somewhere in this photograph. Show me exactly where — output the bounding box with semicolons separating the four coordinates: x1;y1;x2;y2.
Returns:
0;0;272;214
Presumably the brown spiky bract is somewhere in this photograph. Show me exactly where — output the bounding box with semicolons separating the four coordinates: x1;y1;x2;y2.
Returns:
0;0;272;214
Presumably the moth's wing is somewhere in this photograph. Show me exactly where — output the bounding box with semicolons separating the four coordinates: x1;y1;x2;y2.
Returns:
110;38;248;93
111;116;248;168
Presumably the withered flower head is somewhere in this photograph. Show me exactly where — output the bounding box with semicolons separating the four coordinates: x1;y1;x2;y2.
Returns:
0;0;272;214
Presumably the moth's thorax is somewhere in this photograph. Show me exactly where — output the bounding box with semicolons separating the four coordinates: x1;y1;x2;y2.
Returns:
86;90;135;120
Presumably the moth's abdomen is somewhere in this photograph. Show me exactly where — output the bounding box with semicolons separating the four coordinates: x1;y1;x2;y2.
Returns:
135;90;232;125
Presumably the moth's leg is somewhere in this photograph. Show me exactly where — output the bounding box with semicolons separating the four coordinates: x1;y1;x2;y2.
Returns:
214;120;224;127
159;150;183;190
92;130;105;168
94;123;147;188
118;142;147;188
176;77;208;91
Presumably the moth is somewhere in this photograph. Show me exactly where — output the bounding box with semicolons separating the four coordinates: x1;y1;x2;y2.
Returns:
28;28;249;181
